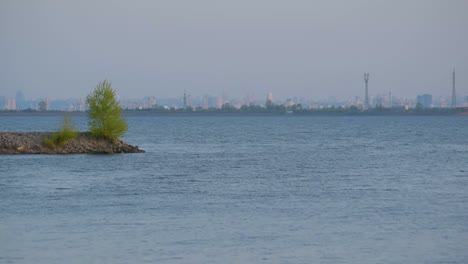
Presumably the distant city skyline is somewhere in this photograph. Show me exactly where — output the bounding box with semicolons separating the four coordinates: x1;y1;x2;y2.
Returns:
1;88;466;112
1;0;467;99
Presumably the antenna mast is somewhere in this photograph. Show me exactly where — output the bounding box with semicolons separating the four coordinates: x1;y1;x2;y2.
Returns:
364;73;370;108
452;69;456;107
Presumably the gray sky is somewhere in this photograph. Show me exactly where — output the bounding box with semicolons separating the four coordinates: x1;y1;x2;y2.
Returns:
1;0;467;101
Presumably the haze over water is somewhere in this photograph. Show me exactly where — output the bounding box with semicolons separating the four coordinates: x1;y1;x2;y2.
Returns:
1;114;467;263
1;1;467;99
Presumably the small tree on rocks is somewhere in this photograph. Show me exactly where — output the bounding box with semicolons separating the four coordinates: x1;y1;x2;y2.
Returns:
87;80;127;140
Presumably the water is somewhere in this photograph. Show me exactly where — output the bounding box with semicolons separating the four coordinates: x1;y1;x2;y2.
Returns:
1;114;467;264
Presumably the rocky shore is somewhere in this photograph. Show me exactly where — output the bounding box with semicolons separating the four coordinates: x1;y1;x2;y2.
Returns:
0;132;144;154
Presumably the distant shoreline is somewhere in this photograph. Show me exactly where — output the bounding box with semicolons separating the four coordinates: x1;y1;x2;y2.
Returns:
0;108;467;117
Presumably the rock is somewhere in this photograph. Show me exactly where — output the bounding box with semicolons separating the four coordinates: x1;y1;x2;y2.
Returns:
0;132;145;154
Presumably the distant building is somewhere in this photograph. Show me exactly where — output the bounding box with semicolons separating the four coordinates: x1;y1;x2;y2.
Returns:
438;96;447;108
217;97;223;109
416;94;432;108
6;98;16;110
373;95;384;107
266;92;273;108
79;98;86;111
0;96;6;110
46;97;51;110
284;98;295;107
16;91;26;110
244;93;254;106
202;95;221;109
143;96;157;109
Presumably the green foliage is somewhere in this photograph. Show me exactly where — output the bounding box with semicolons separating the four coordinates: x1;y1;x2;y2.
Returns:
415;102;423;112
44;115;79;148
87;80;127;139
349;105;359;112
38;101;47;111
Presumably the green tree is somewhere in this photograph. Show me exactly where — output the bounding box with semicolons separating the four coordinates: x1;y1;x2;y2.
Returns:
87;80;127;139
349;105;359;112
415;102;423;112
38;101;47;111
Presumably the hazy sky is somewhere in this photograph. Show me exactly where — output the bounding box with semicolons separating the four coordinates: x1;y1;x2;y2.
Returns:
1;0;467;101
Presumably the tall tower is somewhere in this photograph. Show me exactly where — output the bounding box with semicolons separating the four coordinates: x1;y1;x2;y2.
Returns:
364;73;370;108
452;69;456;108
389;92;392;108
266;92;273;108
183;91;187;109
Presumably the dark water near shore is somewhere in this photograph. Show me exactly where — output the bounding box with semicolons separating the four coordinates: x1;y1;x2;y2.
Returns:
1;114;468;264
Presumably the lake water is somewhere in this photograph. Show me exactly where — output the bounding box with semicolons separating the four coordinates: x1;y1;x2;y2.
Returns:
1;113;468;264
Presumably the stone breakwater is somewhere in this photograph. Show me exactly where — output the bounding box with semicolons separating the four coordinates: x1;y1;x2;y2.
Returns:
0;132;144;154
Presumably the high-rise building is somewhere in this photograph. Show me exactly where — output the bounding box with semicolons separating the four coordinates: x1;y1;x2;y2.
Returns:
0;96;6;110
266;92;273;108
149;96;157;108
388;92;392;108
452;69;456;107
416;94;432;108
6;98;17;110
46;97;51;110
16;91;27;110
79;98;86;111
244;94;252;107
183;92;187;109
16;91;25;101
364;73;370;108
206;96;222;109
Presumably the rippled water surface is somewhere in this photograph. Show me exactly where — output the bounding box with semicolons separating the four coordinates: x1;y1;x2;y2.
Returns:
1;113;468;263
